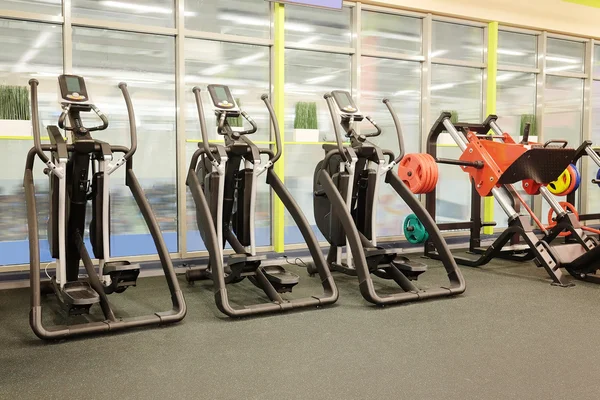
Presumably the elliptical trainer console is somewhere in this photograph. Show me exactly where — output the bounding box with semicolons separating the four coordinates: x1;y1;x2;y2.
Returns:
185;84;338;316
25;75;186;340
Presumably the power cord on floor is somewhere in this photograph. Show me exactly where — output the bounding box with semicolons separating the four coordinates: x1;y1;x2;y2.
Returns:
283;255;307;268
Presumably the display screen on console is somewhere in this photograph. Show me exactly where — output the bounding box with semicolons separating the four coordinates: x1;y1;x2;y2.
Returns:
332;91;358;114
208;84;236;109
65;76;81;93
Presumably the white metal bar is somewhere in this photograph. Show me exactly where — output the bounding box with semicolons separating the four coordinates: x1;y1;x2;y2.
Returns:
0;8;62;23
432;15;487;27
546;32;590;42
545;71;587;79
431;57;486;68
285;42;355;55
498;26;542;36
533;32;547;218
497;65;541;74
581;38;594;215
352;2;361;107
360;4;427;18
175;0;187;258
72;17;177;36
361;50;425;62
185;29;273;46
63;0;72;74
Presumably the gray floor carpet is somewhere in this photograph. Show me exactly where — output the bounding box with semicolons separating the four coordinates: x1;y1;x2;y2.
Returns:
1;256;600;400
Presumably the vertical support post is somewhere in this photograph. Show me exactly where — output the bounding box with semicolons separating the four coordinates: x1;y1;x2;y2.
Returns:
420;14;432;208
483;21;498;234
351;3;361;106
175;0;187;257
272;2;285;253
63;0;72;73
533;32;548;218
581;38;593;216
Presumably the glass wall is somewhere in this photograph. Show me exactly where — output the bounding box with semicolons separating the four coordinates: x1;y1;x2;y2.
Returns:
1;2;600;267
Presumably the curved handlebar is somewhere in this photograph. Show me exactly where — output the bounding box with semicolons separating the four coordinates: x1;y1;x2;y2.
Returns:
89;104;109;132
363;116;382;137
324;93;348;163
28;79;50;164
240;111;258;135
382;98;405;164
192;86;216;163
118;82;137;161
261;94;282;165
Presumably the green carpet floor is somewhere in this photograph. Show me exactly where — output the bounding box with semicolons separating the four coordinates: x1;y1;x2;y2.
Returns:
1;256;600;400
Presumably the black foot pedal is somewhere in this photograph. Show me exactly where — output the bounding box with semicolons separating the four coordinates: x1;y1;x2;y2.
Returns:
103;261;141;294
391;256;428;280
261;266;299;293
62;281;100;316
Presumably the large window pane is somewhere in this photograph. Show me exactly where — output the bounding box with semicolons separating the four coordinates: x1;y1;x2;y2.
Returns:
0;19;62;265
430;64;483;223
184;39;271;251
594;45;600;78
588;80;600;216
361;57;421;237
72;27;177;256
432;21;483;62
73;0;174;27
498;31;537;69
495;72;536;227
285;5;351;47
361;11;422;55
0;0;60;15
546;38;585;74
284;49;351;244
542;75;584;218
185;0;270;38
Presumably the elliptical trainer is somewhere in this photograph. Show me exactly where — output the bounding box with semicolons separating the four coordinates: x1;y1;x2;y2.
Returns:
311;90;465;305
185;84;337;316
25;75;186;340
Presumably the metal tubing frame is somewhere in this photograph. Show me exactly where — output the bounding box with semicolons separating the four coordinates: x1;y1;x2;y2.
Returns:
25;149;186;340
186;148;337;317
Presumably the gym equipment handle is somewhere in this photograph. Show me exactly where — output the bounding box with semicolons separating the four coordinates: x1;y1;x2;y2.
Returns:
28;79;50;164
240;111;258;135
382;98;405;164
260;94;282;165
192;86;216;163
324;93;349;163
118;82;137;160
363;116;382;137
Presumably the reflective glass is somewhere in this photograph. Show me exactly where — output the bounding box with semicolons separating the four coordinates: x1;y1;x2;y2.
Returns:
284;49;351;244
361;57;421;237
0;19;62;265
185;0;270;38
73;0;174;27
546;38;585;74
431;21;483;62
430;64;483;223
588;80;600;216
361;11;422;55
498;31;537;68
594;44;600;77
72;27;177;256
184;39;271;251
495;72;536;227
0;0;60;15
285;4;351;47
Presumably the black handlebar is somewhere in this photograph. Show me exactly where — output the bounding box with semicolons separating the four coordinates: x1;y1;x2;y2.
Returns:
240;111;258;135
118;82;137;161
363;116;382;137
382;98;405;164
324;93;349;163
261;94;282;165
192;86;216;163
28;79;50;164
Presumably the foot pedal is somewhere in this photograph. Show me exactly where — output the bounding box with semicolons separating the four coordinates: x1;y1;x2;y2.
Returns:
364;248;389;271
391;256;428;280
103;261;141;294
261;266;299;293
62;281;100;316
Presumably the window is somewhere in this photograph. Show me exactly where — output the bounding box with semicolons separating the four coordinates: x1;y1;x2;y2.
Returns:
184;39;271;251
430;64;483;223
72;27;178;256
285;5;352;47
361;57;421;237
498;31;537;69
0;19;62;265
185;0;270;38
0;0;60;15
594;44;600;77
284;49;351;244
361;11;422;55
72;0;175;27
432;21;483;62
546;38;585;74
